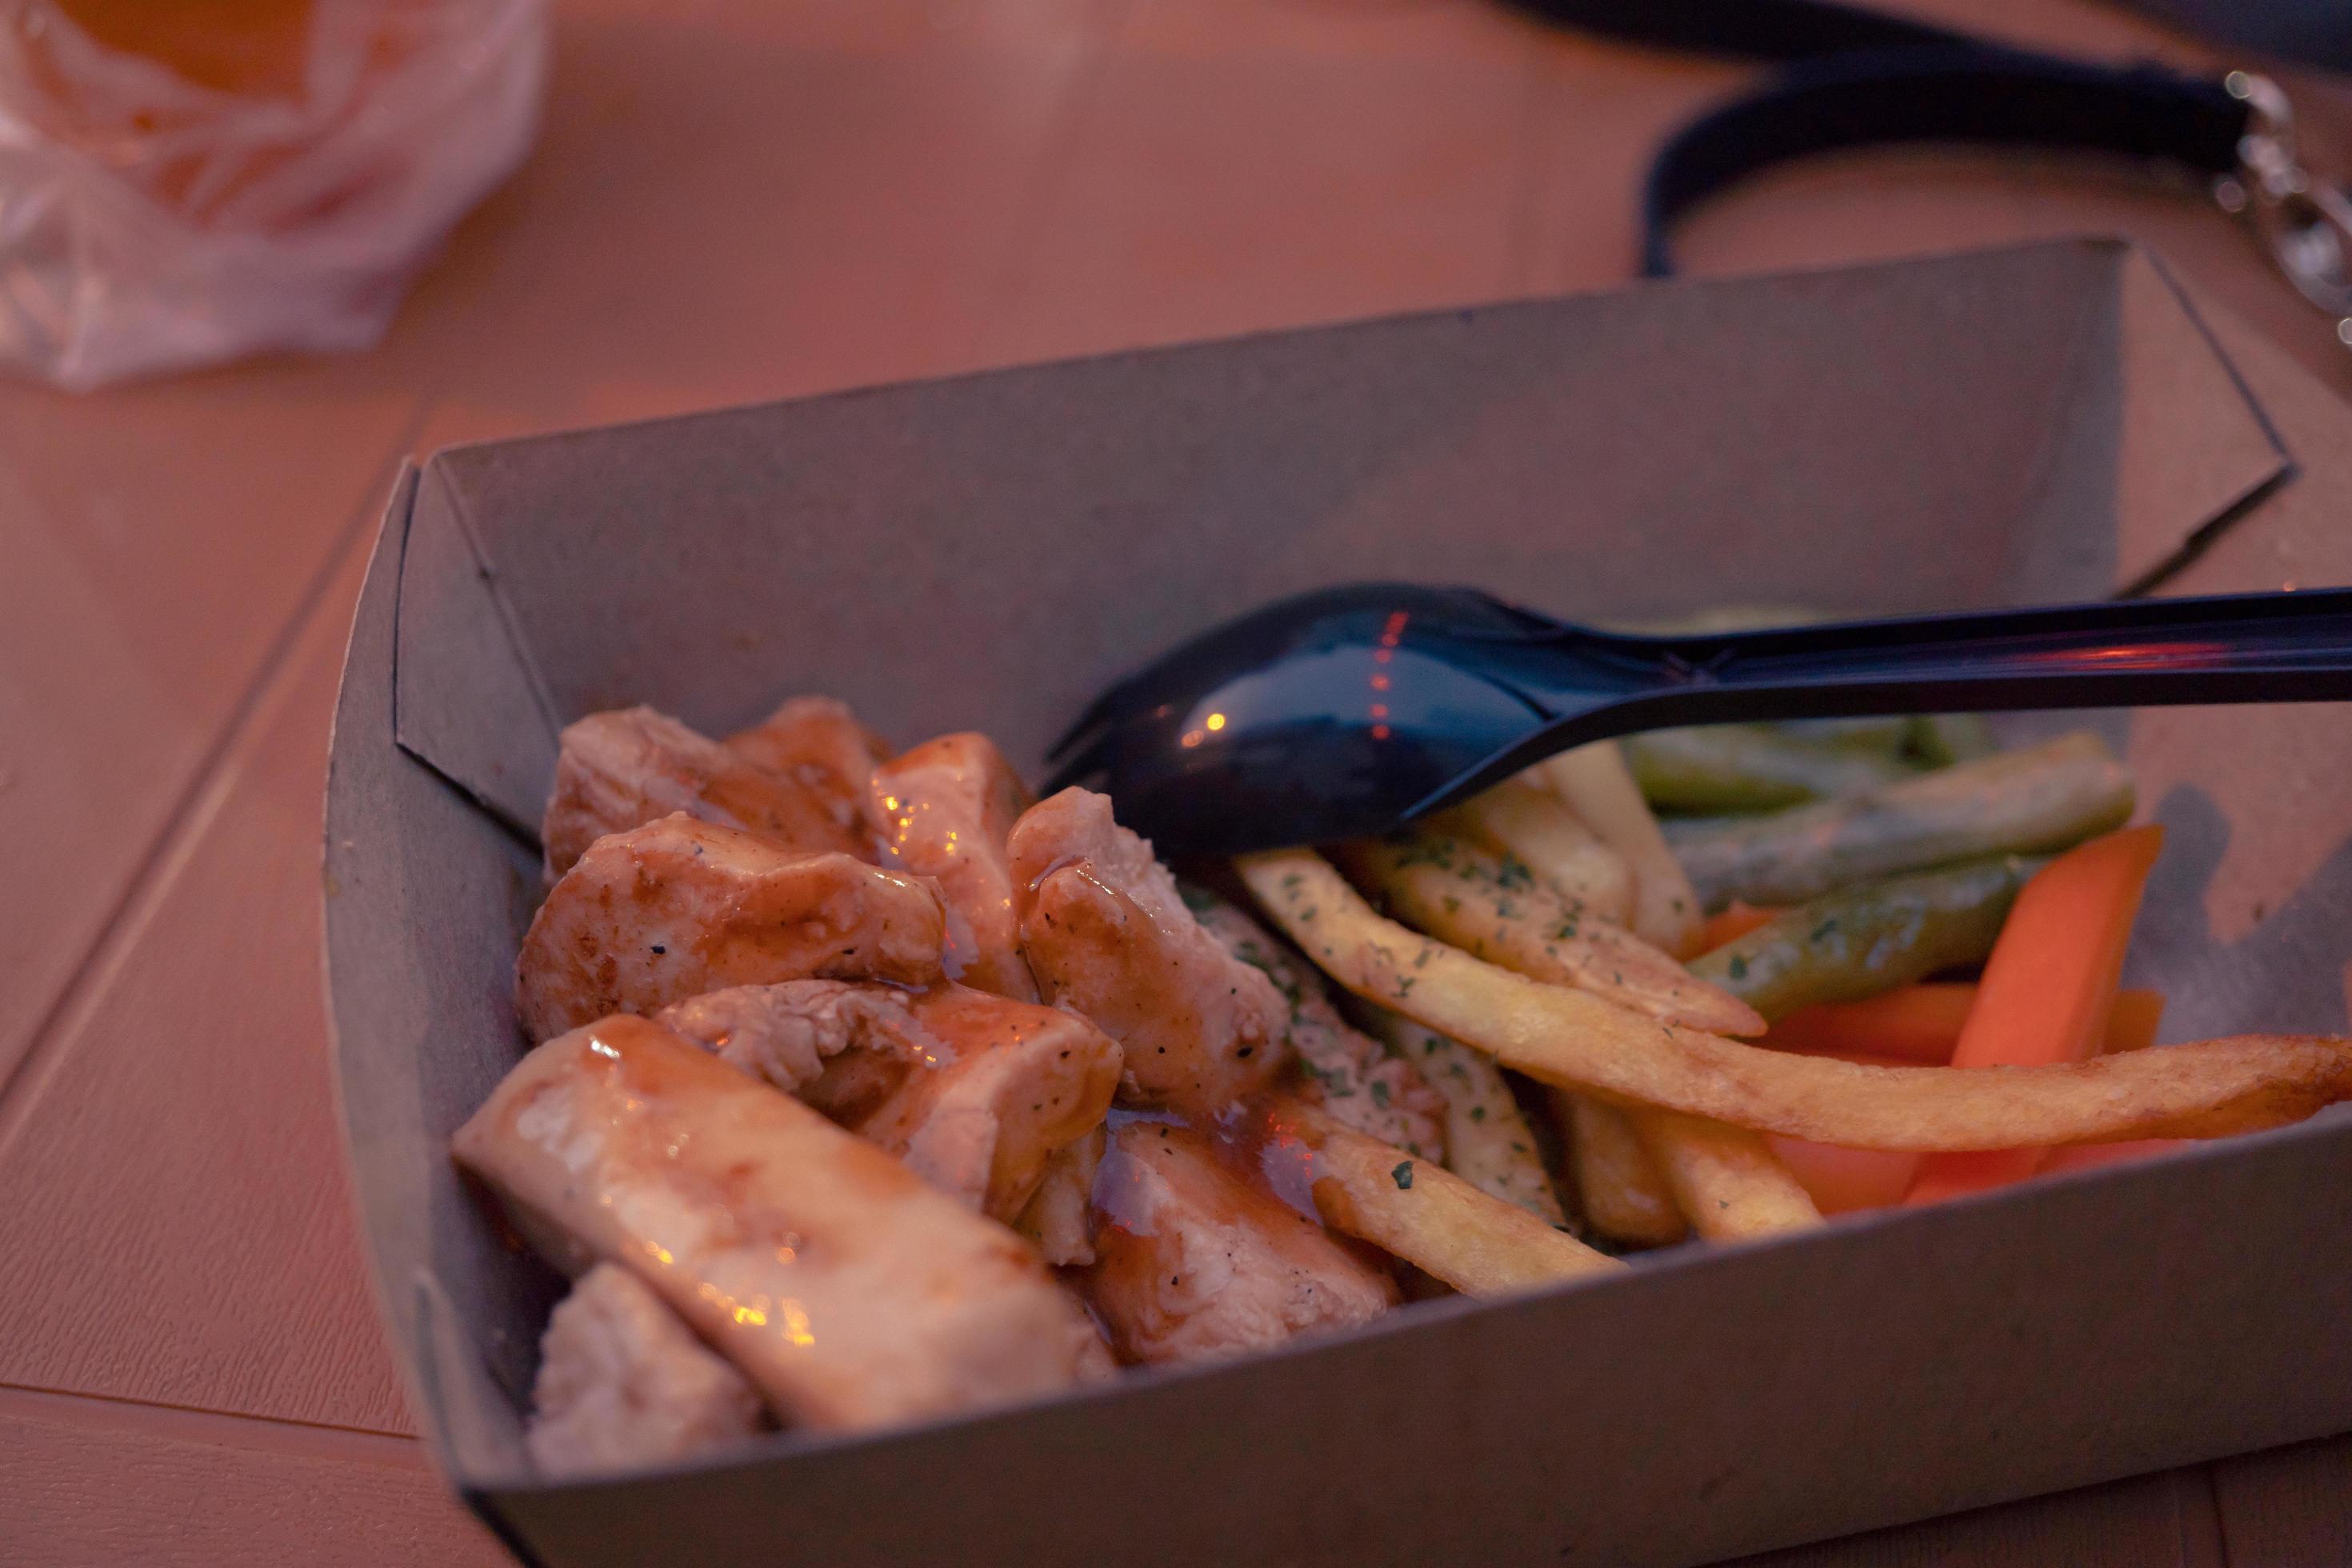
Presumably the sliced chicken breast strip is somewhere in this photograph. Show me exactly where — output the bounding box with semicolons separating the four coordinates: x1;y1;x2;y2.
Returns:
870;732;1040;1001
454;1015;1112;1432
542;706;874;878
1008;788;1288;1118
1014;1126;1106;1266
516;814;946;1042
725;695;892;854
1085;1119;1397;1366
526;1262;763;1477
658;981;1121;1222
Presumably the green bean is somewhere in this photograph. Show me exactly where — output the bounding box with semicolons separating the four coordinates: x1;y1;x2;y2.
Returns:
1625;725;1918;814
1664;732;2132;910
1905;713;2000;767
1687;854;2044;1022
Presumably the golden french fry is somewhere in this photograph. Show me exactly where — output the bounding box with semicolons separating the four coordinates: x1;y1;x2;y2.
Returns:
1278;1100;1620;1295
1438;778;1634;925
1358;1008;1566;1227
1335;833;1762;1036
1350;825;1805;1240
1558;1091;1686;1248
1238;849;2352;1150
1629;1108;1823;1241
1533;741;1703;958
1374;844;1814;1242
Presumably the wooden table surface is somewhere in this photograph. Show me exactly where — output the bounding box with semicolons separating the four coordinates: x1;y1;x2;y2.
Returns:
6;0;2352;1562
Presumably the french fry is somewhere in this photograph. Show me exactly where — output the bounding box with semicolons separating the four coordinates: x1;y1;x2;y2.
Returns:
1532;741;1703;957
1557;1091;1686;1247
1436;778;1634;925
1335;833;1762;1036
1629;1109;1824;1241
1276;1100;1621;1295
1358;1008;1566;1226
1366;826;1813;1242
1238;849;2352;1150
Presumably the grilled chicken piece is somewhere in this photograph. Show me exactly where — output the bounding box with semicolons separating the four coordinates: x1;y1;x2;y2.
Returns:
1194;897;1448;1161
1008;789;1288;1118
726;696;892;854
870;733;1040;1001
526;1262;763;1477
1085;1120;1396;1366
516;814;946;1042
657;981;1121;1222
454;1016;1113;1432
1013;1125;1105;1266
542;706;874;878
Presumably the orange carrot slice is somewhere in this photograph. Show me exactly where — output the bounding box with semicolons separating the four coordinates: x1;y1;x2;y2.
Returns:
1770;983;2164;1066
1695;902;1782;954
1770;983;1978;1062
1766;1047;1922;1211
1769;1138;1919;1214
1774;993;2170;1212
1903;825;2165;1205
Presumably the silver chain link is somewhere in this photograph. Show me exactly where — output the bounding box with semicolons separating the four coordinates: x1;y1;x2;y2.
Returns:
2215;71;2352;349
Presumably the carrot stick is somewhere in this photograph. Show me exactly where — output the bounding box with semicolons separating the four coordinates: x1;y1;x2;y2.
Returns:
1769;983;1978;1062
1768;1138;1918;1214
1694;902;1782;954
1903;825;2164;1205
1769;983;2164;1066
1774;994;2170;1211
1763;1048;1922;1213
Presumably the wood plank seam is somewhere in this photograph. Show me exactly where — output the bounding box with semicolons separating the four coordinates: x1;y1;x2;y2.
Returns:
0;405;428;1146
0;1382;434;1468
2178;1463;2231;1568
